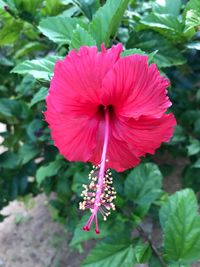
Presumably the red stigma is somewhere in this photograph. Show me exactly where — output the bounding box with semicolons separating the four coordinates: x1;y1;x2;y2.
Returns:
83;226;90;231
95;229;100;234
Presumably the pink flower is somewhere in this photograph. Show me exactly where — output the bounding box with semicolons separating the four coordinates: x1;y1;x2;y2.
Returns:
45;43;176;234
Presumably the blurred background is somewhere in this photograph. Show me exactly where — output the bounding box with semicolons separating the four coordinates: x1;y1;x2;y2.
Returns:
0;0;200;266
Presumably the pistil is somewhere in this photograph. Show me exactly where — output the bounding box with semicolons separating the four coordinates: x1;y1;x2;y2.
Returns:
79;107;116;234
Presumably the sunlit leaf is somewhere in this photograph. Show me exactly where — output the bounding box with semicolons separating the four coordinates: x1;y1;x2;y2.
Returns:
38;15;82;44
89;0;129;46
70;25;97;50
11;56;62;81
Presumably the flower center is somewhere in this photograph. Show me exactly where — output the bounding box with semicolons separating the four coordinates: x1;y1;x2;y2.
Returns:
98;104;114;117
79;106;116;234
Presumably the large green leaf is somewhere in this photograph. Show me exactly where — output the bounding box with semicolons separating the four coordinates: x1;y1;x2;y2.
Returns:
159;189;200;264
38;15;82;44
82;241;136;267
11;56;62;81
82;238;151;267
124;163;163;207
88;0;129;47
72;0;100;20
70;25;97;50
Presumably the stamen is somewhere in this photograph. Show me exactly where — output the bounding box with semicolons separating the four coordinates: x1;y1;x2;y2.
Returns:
79;108;116;234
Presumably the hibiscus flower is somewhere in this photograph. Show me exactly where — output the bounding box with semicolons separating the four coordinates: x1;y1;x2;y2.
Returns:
44;43;176;234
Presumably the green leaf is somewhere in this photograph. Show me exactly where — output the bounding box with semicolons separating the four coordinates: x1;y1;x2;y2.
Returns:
72;0;100;20
14;0;43;13
70;25;97;51
38;15;82;44
82;240;137;267
19;143;40;165
0;0;7;8
140;13;184;42
15;75;36;96
82;237;151;267
187;138;200;156
170;125;186;144
121;49;157;63
11;56;62;81
0;56;13;66
36;160;63;185
30;87;48;106
141;13;183;33
72;171;89;196
184;10;200;32
192;159;200;168
126;30;186;67
124;163;163;207
182;166;200;193
70;214;109;249
153;0;182;17
14;42;47;58
149;255;163;267
134;243;151;263
0;151;20;169
184;0;200;14
27;119;44;142
159;189;200;264
121;48;146;57
0;98;25;120
88;0;129;47
0;19;23;46
41;0;65;16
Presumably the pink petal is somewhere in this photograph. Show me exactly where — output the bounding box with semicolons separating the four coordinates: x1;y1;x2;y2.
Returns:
90;112;176;172
112;113;176;161
48;44;123;113
45;44;123;162
102;55;171;119
44;102;100;162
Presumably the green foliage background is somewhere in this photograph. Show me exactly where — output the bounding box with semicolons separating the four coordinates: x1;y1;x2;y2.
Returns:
0;0;200;266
